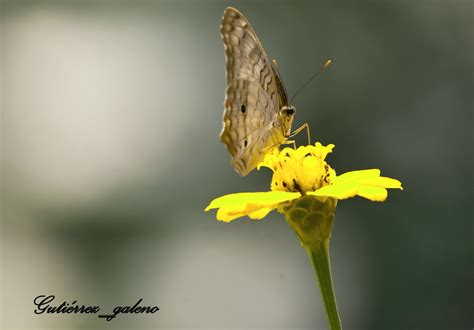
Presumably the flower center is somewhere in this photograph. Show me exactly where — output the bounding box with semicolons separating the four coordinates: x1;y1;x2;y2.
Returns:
258;143;336;194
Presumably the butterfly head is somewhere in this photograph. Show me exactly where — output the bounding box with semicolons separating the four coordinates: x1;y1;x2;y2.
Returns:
279;105;296;136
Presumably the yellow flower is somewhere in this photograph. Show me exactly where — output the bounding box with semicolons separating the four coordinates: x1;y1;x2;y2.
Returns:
205;143;403;222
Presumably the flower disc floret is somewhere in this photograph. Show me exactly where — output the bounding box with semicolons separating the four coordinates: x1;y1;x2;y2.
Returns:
258;142;336;194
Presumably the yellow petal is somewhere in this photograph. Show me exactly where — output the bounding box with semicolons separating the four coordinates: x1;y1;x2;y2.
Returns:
205;193;265;211
216;207;250;222
205;191;301;222
310;169;403;202
357;185;388;201
309;182;359;200
360;176;403;189
334;169;380;183
248;207;273;220
309;182;388;201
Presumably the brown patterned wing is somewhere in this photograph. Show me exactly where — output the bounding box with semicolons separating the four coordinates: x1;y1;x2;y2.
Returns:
220;7;283;176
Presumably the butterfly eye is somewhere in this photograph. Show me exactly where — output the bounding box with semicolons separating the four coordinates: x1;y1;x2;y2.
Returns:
241;105;246;113
282;108;295;117
244;140;248;147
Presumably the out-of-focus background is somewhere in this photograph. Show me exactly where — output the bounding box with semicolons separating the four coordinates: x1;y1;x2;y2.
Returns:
1;0;472;329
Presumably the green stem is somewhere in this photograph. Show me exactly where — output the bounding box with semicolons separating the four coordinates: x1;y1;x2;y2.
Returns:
305;240;342;330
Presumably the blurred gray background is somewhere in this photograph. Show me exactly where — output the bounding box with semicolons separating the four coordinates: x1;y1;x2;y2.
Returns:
1;0;472;329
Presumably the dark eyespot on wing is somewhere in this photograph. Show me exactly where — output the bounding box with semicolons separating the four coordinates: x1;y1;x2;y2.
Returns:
241;104;246;113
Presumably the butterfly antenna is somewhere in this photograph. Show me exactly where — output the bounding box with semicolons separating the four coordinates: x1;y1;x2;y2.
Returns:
290;59;332;104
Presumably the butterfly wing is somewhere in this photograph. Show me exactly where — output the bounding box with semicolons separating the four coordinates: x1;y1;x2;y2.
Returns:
220;7;287;176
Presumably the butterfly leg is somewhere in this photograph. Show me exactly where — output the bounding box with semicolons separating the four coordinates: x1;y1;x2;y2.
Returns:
285;140;297;150
289;123;311;145
260;141;281;153
260;139;297;154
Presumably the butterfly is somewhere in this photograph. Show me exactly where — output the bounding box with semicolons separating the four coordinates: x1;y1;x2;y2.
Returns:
220;7;302;176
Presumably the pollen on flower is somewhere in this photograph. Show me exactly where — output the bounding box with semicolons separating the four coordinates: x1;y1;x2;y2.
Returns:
257;143;336;194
